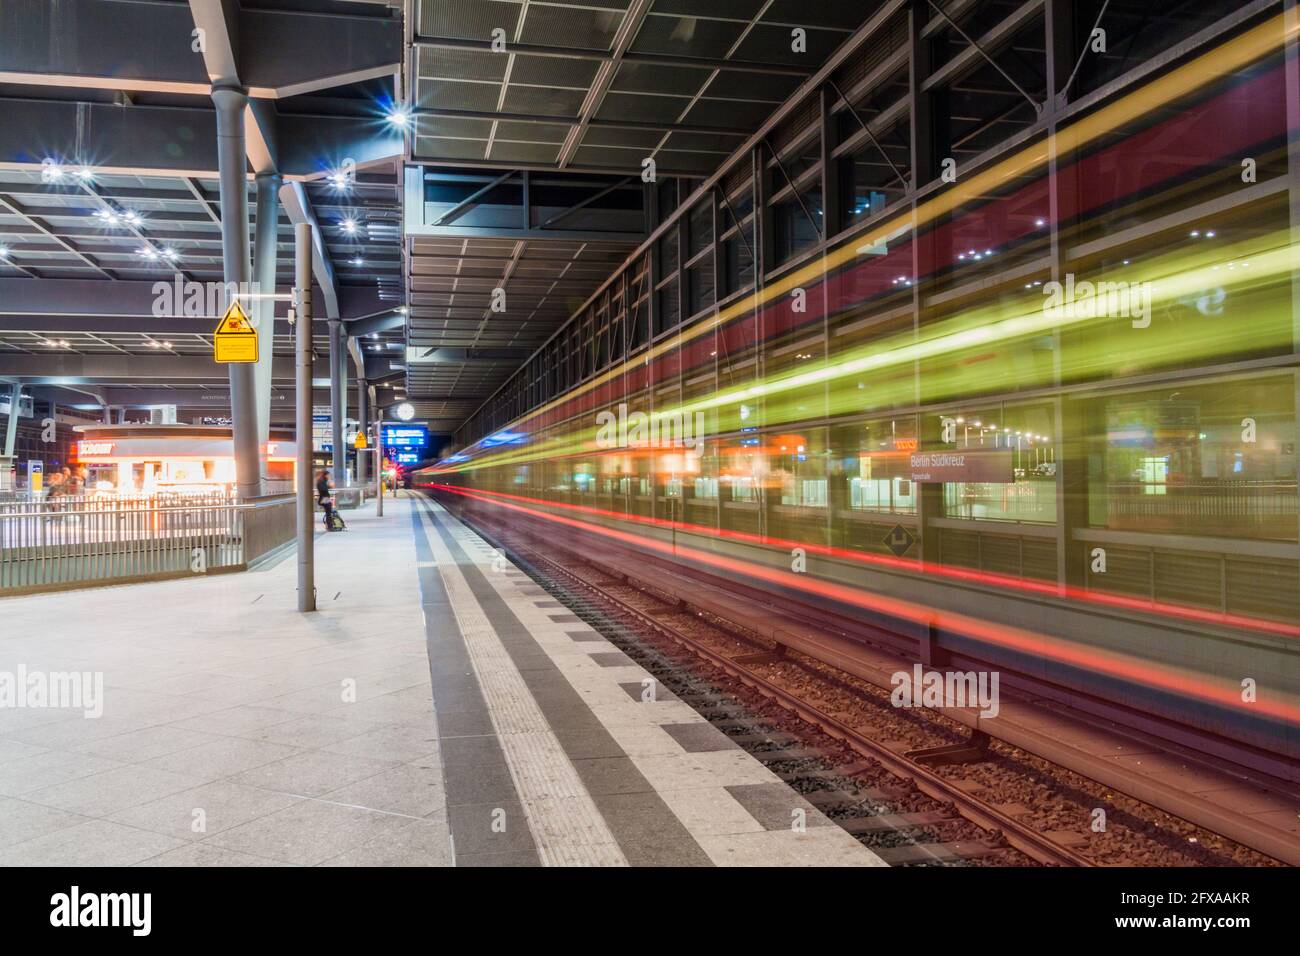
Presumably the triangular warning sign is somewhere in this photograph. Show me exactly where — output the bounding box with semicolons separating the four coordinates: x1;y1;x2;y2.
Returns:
214;299;258;363
216;299;254;335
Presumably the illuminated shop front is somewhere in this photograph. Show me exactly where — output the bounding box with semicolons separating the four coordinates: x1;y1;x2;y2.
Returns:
72;424;298;494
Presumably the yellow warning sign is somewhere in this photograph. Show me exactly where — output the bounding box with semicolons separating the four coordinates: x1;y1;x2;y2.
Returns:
214;299;258;364
353;431;368;449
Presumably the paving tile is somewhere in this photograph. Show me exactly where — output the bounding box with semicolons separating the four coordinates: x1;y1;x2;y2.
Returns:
205;799;417;866
619;679;678;703
0;739;49;763
724;783;830;831
24;764;203;818
170;705;303;738
592;792;714;867
446;799;537;858
0;750;125;797
109;781;303;841
455;849;542;867
138;843;290;867
0;819;186;867
238;713;388;750
321;759;446;817
71;725;221;763
697;826;885;867
142;737;302;783
229;750;401;797
319;817;453;866
0;797;88;848
320;723;441;763
588;651;637;668
654;787;768;837
570;756;654;795
660;721;741;753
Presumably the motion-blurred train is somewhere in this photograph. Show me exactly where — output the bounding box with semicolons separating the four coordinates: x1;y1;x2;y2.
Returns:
418;13;1300;774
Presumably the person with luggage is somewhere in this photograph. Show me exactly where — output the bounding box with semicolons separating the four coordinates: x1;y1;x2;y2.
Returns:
316;469;345;531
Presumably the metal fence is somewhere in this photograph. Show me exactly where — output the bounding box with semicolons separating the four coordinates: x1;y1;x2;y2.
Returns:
0;493;295;593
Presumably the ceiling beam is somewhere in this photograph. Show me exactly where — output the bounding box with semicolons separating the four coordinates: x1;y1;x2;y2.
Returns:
557;0;653;169
0;0;401;99
412;36;815;77
0;98;398;179
278;182;339;320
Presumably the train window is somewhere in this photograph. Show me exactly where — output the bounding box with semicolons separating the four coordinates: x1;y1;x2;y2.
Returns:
833;418;919;515
939;404;1058;524
1085;377;1297;541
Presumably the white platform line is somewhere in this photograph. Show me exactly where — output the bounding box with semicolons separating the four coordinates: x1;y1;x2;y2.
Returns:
421;502;627;867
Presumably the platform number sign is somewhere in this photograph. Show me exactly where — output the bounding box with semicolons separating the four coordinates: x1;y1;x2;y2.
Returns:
214;299;258;364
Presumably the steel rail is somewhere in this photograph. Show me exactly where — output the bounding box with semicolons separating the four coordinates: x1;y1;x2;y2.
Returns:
500;527;1092;867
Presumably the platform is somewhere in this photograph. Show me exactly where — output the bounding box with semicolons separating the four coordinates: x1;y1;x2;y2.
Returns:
0;493;884;867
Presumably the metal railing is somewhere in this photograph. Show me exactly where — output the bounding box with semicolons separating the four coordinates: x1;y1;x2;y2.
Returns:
0;493;295;593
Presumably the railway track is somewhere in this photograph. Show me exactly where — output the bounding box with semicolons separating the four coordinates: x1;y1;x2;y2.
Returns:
450;500;1282;867
510;541;1087;866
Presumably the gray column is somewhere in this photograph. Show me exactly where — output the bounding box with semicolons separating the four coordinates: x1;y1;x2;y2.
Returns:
253;171;282;447
3;383;20;458
294;222;315;612
212;86;262;500
356;373;369;486
329;318;346;490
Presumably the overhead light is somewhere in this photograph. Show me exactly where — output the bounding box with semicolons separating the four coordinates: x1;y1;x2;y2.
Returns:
123;210;142;226
43;161;64;182
137;246;159;261
74;166;95;182
58;339;70;348
148;340;161;348
341;218;358;235
162;341;172;349
396;306;408;314
393;402;415;421
327;171;350;191
386;108;411;129
161;248;179;261
369;332;379;340
0;246;8;258
351;257;363;266
93;209;119;225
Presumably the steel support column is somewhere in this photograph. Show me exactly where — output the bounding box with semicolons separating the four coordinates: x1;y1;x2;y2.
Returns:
356;371;369;486
2;383;19;458
329;318;346;489
212;86;261;500
293;221;315;612
253;171;282;446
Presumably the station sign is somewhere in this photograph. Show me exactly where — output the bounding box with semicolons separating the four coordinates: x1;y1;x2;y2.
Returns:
77;441;116;457
214;300;258;364
382;424;428;448
909;450;1014;483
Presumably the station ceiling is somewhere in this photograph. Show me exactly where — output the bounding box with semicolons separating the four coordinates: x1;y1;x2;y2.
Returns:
0;0;894;435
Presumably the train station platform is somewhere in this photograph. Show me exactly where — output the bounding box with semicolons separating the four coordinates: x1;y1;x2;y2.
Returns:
0;493;884;867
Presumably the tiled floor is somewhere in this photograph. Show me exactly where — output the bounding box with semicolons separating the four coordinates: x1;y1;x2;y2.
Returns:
0;497;443;866
0;494;885;867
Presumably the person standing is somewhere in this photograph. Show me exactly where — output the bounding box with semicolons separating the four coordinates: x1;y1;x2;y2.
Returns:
316;469;335;529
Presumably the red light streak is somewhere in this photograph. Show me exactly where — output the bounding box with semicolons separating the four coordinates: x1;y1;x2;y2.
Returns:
430;483;1300;724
